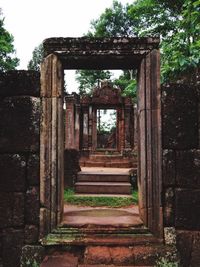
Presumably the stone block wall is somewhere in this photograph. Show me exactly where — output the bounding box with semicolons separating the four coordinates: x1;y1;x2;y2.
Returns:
162;84;200;267
0;71;41;267
1;72;200;267
64;149;81;188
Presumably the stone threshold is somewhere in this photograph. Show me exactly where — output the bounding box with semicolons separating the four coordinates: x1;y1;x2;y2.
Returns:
41;226;163;246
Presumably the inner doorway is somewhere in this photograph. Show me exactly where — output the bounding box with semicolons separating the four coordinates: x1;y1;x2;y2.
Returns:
97;109;117;150
40;37;163;239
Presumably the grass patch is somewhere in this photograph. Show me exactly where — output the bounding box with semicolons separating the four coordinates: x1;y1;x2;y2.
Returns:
64;189;138;208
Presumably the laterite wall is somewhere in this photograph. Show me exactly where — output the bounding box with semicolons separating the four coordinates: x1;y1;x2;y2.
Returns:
162;84;200;267
0;71;41;267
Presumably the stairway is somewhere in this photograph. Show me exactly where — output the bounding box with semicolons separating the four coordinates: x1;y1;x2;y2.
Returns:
80;152;137;168
39;226;177;266
74;168;133;195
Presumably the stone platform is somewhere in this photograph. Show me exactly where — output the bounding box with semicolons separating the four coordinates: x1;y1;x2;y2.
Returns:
62;204;142;228
75;167;133;195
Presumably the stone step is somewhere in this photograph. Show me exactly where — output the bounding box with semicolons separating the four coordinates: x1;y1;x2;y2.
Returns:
75;193;132;198
79;265;152;267
40;252;78;267
77;173;130;182
83;245;174;267
40;243;173;266
89;154;137;161
81;161;136;168
40;227;169;266
75;182;132;194
41;227;161;247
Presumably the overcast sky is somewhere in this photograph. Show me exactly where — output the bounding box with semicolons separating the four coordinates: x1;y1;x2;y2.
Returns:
1;0;133;91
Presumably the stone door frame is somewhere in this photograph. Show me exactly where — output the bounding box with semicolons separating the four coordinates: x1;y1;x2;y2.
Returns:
92;106;120;152
40;37;163;239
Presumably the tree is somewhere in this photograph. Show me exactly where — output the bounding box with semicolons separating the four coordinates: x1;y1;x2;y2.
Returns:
113;70;137;99
77;1;138;98
27;43;44;71
128;0;200;83
75;69;111;95
0;9;19;71
128;0;182;38
87;0;136;37
87;0;200;85
161;0;200;82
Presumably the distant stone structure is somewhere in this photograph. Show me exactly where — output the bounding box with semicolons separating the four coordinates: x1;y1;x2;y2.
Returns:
64;81;136;168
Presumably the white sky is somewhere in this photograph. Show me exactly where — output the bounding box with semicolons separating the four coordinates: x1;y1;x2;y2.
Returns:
1;0;133;92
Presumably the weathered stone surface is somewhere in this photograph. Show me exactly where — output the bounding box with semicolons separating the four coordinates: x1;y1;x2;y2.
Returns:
0;70;40;97
64;149;80;188
92;81;123;105
176;230;193;267
176;150;200;188
162;150;175;186
162;84;198;149
24;225;39;244
21;245;45;267
2;228;24;267
191;232;200;267
25;187;40;225
40;252;78;267
85;246;111;265
163;187;175;226
0;192;24;227
0;96;40;152
0;154;26;192
27;153;40;186
133;245;166;266
110;247;134;265
175;189;200;229
0;230;2;259
43;37;159;69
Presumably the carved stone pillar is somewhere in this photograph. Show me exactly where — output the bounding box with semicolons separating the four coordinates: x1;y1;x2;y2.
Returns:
74;104;80;150
124;106;132;149
65;99;75;149
82;106;89;150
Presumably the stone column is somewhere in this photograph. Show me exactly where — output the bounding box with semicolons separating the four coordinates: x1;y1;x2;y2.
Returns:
88;105;93;151
74;103;80;150
65;99;75;149
92;108;97;151
124;105;132;149
117;108;125;153
82;106;89;150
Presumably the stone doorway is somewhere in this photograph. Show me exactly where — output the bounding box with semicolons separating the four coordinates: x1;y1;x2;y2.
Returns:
96;108;117;150
40;37;163;240
65;80;136;169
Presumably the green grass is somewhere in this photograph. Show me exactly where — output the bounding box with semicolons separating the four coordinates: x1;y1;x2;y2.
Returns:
64;189;138;208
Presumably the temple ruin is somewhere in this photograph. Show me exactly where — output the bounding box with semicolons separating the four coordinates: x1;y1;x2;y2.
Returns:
0;37;199;267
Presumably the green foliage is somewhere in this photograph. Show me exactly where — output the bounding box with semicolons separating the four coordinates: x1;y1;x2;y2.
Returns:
161;0;200;82
87;0;135;37
64;188;138;207
128;0;181;38
83;0;200;87
128;0;200;83
27;43;44;71
113;70;137;99
156;257;179;267
0;10;19;71
120;79;137;99
75;69;111;95
25;259;39;267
